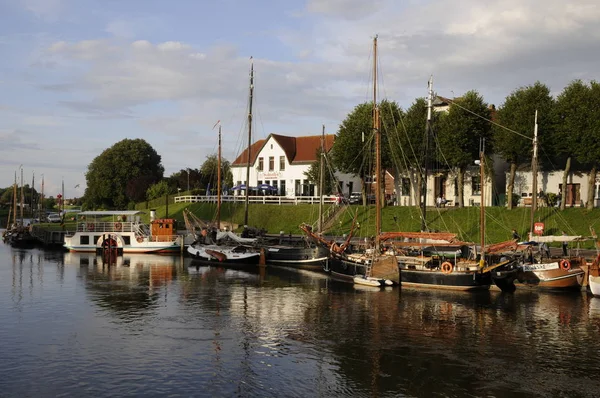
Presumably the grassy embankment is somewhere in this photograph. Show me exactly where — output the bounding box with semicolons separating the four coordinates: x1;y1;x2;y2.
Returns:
136;201;600;249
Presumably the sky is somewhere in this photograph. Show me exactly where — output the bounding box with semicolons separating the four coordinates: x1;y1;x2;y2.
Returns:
1;0;599;199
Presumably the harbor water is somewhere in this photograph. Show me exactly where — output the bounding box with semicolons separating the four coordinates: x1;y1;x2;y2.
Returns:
1;243;600;397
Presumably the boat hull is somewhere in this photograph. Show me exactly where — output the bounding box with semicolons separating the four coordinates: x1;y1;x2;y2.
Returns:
400;269;491;291
328;254;399;285
516;261;585;290
265;245;328;270
187;244;260;265
64;231;182;254
589;275;600;296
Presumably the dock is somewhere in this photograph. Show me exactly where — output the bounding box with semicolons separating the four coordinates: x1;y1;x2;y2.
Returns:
30;225;72;247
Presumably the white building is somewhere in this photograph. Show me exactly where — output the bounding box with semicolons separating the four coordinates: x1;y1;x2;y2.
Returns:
508;168;600;208
230;134;361;198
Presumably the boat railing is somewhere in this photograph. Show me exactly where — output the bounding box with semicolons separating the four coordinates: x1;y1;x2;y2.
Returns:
76;221;140;234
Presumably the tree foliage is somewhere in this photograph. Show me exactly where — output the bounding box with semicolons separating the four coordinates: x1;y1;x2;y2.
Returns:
84;139;164;209
167;168;203;192
146;180;171;201
494;82;554;166
331;100;403;179
304;147;336;195
436;91;492;206
199;155;234;192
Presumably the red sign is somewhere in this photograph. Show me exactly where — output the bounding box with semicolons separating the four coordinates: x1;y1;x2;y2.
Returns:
533;222;545;236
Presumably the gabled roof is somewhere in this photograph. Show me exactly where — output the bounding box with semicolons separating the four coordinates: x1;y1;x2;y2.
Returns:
231;140;266;166
231;133;335;166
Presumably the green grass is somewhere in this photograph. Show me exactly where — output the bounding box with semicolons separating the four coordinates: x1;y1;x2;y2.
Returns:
143;203;600;248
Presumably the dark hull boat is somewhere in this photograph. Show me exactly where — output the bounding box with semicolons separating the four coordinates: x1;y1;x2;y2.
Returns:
265;245;328;270
327;251;399;286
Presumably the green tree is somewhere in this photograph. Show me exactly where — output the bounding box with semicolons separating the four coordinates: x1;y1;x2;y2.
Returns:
83;139;164;209
571;81;600;209
389;97;430;205
304;147;336;195
494;82;554;209
436;91;492;207
331;100;402;205
167;168;203;192
146;180;172;200
199;155;233;194
554;80;590;210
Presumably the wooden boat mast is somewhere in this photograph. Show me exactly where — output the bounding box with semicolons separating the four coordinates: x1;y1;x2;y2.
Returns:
479;138;486;267
318;124;325;232
217;124;222;229
12;172;17;227
373;35;382;249
529;110;539;237
421;76;433;232
20;166;24;225
244;57;254;227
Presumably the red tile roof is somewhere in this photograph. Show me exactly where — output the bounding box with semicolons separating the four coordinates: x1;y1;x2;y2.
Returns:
231;134;335;166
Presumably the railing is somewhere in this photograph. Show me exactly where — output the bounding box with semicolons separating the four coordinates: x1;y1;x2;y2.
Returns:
76;221;137;233
174;195;338;205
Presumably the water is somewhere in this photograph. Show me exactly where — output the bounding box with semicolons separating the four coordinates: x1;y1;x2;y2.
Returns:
1;243;600;397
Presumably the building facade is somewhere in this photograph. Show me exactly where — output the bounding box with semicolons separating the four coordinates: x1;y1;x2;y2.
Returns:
230;134;361;198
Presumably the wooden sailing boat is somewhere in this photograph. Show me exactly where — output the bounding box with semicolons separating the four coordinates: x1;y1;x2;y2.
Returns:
514;111;586;290
388;80;518;291
262;124;330;270
187;61;260;265
304;36;399;286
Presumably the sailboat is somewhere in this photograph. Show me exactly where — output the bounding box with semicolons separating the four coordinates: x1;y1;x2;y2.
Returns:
513;111;586;290
303;36;399;287
187;61;261;265
262;125;330;270
387;79;518;291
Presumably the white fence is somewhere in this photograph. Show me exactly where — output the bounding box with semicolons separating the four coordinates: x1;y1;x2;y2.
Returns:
174;195;338;205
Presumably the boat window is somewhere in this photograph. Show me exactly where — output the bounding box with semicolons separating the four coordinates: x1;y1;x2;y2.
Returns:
80;236;90;245
122;236;131;245
94;235;100;242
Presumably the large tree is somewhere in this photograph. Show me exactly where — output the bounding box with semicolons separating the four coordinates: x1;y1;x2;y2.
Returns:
571;81;600;209
436;91;492;207
331;100;402;204
199;154;234;193
554;80;591;210
494;82;554;209
388;97;431;205
84;139;164;209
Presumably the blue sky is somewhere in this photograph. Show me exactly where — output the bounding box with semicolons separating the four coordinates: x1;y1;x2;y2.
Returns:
1;0;599;198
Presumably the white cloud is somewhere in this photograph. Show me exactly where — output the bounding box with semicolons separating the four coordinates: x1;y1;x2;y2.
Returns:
21;0;65;21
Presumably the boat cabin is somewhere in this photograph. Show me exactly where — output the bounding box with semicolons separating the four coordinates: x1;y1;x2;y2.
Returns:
151;218;177;242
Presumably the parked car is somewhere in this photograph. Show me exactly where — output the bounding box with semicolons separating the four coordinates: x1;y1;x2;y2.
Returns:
348;192;362;205
47;213;61;223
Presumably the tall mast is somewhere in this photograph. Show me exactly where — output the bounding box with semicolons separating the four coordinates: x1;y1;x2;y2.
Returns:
12;171;17;226
529;110;539;238
479;138;486;268
20;166;24;224
318;124;325;232
244;57;254;227
421;76;433;232
40;175;44;222
373;35;382;248
31;172;35;220
217;124;222;229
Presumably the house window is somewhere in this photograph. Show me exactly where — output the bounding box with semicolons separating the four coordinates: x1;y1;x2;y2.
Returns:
258;157;264;171
401;178;410;196
280;156;285;171
269;157;274;171
472;176;481;195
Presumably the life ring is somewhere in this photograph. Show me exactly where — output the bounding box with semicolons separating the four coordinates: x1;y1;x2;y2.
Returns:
441;261;453;274
87;223;95;231
136;237;143;243
114;222;122;231
560;259;571;271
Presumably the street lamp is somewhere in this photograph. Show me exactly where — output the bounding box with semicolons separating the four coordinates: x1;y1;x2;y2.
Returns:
187;168;190;192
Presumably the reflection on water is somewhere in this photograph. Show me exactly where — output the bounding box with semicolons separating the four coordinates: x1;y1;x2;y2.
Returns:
1;244;600;397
